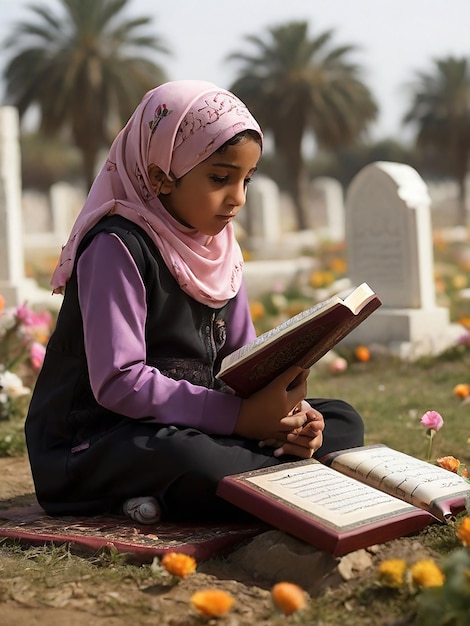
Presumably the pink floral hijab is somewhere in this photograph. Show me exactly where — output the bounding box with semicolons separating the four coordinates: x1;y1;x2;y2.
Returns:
51;80;263;307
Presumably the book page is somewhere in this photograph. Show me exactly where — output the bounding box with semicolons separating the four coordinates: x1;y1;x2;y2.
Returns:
243;461;419;531
343;283;376;314
218;295;340;372
330;446;470;520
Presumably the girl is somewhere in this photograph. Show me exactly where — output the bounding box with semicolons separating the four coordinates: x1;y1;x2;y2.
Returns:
25;80;364;524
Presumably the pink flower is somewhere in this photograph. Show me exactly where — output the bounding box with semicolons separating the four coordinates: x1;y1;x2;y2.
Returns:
420;410;444;432
30;341;46;370
457;332;470;347
15;303;35;326
329;357;348;373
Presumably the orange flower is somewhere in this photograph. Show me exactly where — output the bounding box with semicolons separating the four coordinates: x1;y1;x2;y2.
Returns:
271;582;306;615
309;270;334;288
410;559;445;588
457;516;470;547
330;257;347;275
0;294;4;313
249;301;265;322
453;383;470;399
458;316;470;330
355;345;370;362
437;456;461;473
191;589;235;616
160;552;196;578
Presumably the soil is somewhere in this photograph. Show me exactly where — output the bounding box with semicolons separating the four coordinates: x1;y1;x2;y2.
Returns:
0;456;442;625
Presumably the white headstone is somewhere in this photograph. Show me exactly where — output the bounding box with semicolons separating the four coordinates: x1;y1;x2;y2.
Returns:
50;181;84;239
0;106;60;308
344;161;463;359
0;107;27;305
245;175;281;241
242;175;283;257
307;176;345;241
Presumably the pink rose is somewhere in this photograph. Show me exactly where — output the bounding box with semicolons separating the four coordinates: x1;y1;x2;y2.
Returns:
30;341;46;370
15;303;34;326
420;410;444;432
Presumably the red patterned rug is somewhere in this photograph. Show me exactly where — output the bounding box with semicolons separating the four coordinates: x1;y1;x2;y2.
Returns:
0;496;265;562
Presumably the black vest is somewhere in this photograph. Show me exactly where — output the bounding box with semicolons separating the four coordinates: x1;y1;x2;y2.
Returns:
25;216;232;458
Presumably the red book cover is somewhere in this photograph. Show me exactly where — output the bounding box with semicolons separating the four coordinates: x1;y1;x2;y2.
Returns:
217;459;434;557
217;284;382;397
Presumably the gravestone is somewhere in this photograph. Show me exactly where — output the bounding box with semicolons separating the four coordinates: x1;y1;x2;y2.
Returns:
306;176;345;241
0;106;58;308
344;161;462;359
50;181;84;240
242;175;282;257
242;175;320;262
0;106;28;307
22;182;86;267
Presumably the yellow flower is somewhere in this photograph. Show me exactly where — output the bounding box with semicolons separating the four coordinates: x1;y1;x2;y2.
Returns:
457;517;470;547
271;582;306;615
309;270;334;288
378;559;407;588
452;274;468;289
411;559;445;588
160;552;196;577
191;589;235;616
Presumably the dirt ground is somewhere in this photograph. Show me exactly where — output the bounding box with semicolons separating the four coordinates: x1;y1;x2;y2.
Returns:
0;455;443;626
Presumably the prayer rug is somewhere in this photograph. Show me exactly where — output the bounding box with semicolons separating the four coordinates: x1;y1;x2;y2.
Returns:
0;496;265;562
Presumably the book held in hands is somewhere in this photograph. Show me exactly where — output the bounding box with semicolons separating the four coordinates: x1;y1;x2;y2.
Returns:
217;282;381;397
217;445;470;556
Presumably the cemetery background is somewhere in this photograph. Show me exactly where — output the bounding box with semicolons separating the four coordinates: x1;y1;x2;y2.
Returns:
1;100;470;624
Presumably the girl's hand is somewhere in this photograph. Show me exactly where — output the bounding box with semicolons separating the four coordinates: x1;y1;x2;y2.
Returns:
260;401;325;459
234;366;310;441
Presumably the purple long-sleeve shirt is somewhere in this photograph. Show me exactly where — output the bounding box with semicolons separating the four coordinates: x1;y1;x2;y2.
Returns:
77;232;257;435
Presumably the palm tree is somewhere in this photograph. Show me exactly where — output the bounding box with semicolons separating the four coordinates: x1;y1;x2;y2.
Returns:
404;56;470;226
3;0;169;189
227;21;377;230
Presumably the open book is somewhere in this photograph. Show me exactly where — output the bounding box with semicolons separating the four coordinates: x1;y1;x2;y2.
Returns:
217;445;470;556
217;282;381;397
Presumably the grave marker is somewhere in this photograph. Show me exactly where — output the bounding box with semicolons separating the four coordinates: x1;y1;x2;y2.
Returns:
345;161;462;358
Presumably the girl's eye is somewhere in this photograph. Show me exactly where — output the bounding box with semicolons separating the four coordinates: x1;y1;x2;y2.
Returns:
211;175;229;184
244;177;253;187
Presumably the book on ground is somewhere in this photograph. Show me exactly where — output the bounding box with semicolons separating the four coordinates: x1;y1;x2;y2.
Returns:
217;282;381;397
217;444;470;556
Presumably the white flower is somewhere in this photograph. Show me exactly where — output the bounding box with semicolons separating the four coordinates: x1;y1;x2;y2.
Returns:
0;308;17;334
0;369;30;398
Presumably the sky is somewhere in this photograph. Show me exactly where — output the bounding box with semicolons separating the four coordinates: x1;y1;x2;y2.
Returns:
1;0;470;144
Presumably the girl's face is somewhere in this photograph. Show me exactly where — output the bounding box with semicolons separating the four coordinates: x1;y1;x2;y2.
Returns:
155;137;261;236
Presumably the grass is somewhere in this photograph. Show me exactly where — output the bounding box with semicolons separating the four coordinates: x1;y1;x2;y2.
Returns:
1;233;470;624
308;346;470;466
1;349;469;625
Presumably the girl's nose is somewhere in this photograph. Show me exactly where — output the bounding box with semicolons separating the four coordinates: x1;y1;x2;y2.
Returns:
228;182;247;207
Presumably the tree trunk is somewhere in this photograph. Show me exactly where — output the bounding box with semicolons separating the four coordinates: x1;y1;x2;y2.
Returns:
81;148;97;192
287;176;308;231
457;175;467;227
